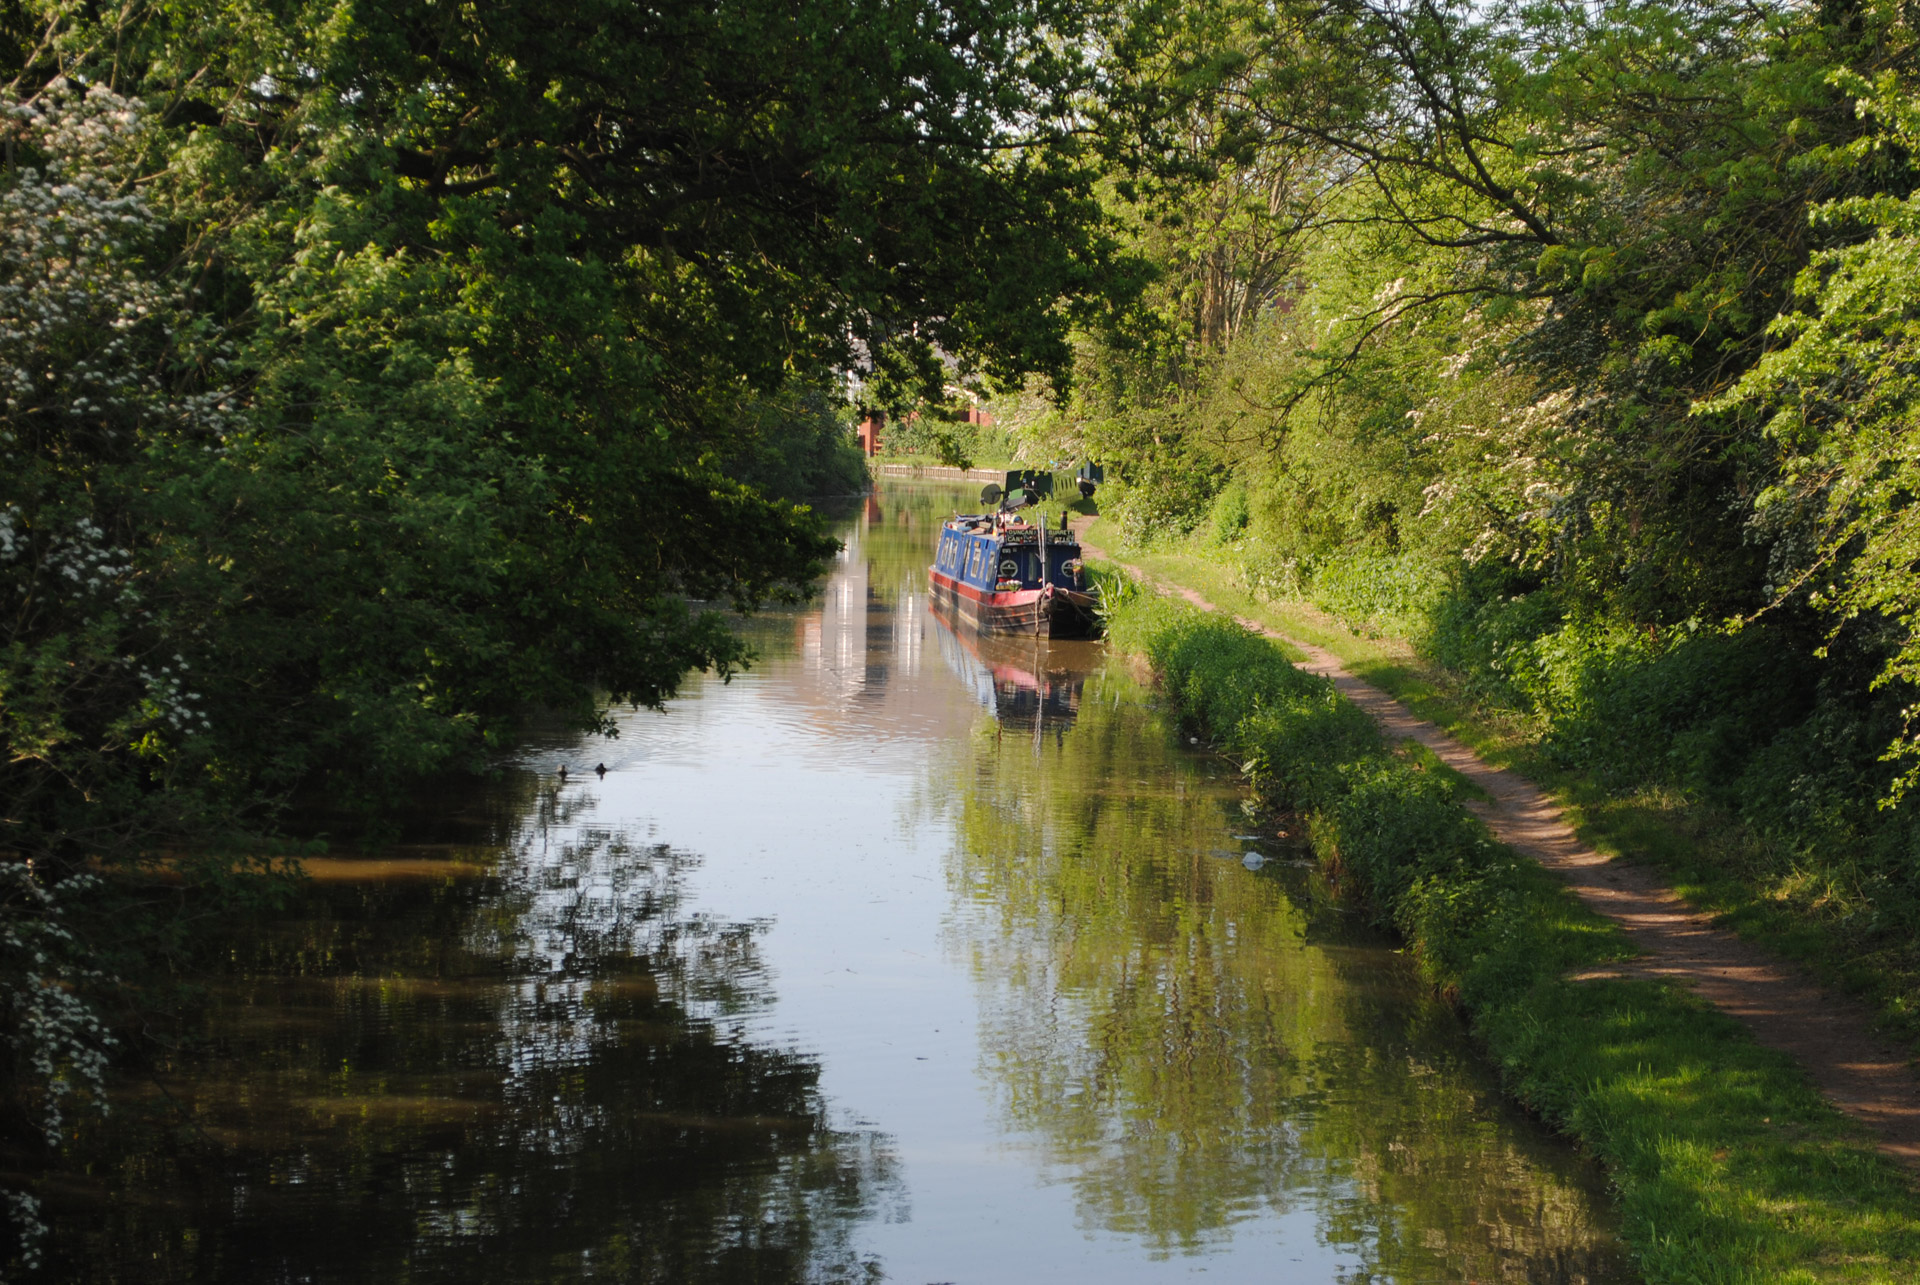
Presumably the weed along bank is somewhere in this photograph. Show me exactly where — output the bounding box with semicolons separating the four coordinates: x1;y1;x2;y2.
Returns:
1094;557;1920;1284
34;485;1639;1282
24;0;1920;1274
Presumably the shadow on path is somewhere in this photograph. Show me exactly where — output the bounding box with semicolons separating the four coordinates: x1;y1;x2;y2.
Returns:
1079;522;1920;1170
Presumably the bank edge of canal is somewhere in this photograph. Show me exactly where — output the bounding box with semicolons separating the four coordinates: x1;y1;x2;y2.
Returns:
1082;555;1920;1284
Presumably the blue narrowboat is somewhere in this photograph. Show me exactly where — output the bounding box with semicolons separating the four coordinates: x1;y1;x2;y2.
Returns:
928;507;1099;638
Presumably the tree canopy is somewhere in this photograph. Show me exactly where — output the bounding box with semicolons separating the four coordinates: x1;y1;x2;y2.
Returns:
0;0;1136;1232
21;0;1920;1265
1;0;1131;850
1024;0;1920;1075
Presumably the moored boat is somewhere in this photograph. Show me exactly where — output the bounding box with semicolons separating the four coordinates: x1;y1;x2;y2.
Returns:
928;494;1099;638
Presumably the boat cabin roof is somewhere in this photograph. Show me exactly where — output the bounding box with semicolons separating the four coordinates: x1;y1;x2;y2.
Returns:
939;513;1079;550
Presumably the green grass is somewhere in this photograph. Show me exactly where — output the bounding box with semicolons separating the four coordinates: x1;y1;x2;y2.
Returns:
1102;586;1920;1283
1400;738;1493;801
1086;520;1920;1051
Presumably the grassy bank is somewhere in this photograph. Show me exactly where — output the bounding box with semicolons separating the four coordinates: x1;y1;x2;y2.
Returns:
1099;579;1920;1284
1085;518;1920;1053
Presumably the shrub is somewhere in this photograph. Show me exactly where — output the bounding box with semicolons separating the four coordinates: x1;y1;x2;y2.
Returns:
1320;756;1488;903
1103;585;1920;1283
1307;550;1448;635
1106;593;1377;811
1206;480;1250;545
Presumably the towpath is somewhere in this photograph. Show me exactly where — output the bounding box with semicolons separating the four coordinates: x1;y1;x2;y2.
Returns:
1076;523;1920;1170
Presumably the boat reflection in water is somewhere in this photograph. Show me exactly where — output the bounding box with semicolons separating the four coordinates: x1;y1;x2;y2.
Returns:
41;482;1632;1285
931;599;1101;735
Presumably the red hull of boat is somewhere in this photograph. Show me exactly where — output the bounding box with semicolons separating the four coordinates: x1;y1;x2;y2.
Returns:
928;569;1098;638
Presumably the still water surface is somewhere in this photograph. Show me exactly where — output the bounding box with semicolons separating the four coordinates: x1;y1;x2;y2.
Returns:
54;483;1632;1283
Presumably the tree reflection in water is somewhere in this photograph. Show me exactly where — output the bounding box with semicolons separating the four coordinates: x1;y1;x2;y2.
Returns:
46;797;899;1284
945;665;1630;1284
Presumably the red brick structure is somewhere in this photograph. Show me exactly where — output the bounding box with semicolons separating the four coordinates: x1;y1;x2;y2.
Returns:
857;410;884;456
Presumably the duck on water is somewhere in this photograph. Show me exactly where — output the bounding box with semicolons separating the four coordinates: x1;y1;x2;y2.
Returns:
929;480;1099;639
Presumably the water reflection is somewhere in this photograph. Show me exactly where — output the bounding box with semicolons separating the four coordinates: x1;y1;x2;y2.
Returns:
944;664;1624;1280
932;605;1095;734
784;501;961;740
45;481;1630;1283
48;810;900;1283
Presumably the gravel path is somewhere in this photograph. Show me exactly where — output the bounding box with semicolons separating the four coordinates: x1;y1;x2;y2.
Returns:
1082;529;1920;1169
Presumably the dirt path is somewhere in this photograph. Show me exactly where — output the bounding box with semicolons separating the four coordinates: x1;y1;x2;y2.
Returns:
1080;527;1920;1169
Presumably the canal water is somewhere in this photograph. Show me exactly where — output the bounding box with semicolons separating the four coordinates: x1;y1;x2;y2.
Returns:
49;482;1631;1283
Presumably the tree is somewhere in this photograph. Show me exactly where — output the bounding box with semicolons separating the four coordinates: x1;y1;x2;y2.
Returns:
1707;70;1920;793
0;0;1140;1253
1086;0;1909;617
0;0;1133;827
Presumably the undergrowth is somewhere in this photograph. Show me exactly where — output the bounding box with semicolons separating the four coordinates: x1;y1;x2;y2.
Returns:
1098;524;1920;1049
1105;588;1920;1284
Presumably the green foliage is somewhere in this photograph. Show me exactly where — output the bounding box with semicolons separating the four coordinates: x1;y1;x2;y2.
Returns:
0;0;1146;1241
1077;0;1920;778
1109;588;1920;1283
1;0;1135;849
723;388;870;501
1099;450;1224;547
1071;0;1920;1076
1086;563;1143;628
1110;592;1378;811
1412;563;1920;883
1704;70;1920;796
877;406;1014;471
1204;479;1249;545
1304;553;1449;638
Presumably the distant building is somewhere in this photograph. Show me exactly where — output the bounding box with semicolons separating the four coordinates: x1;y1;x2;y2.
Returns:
856;402;989;457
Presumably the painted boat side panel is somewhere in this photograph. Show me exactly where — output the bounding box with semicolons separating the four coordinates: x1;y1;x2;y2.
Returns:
928;568;1098;639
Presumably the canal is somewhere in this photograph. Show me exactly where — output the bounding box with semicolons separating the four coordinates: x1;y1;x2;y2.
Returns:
50;481;1631;1283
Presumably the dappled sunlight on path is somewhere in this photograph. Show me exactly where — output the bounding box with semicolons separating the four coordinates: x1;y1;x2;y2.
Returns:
1077;521;1920;1171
